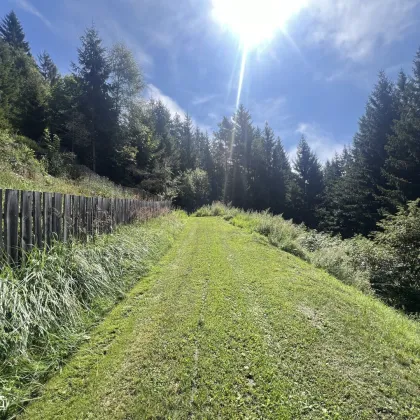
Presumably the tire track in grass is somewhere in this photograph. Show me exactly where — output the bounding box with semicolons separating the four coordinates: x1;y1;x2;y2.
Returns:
188;221;292;419
20;217;420;419
21;220;205;419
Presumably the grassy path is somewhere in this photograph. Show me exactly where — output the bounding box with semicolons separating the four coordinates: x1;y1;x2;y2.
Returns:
21;218;420;419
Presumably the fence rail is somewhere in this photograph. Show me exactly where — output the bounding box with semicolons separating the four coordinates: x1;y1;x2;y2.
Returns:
0;188;171;264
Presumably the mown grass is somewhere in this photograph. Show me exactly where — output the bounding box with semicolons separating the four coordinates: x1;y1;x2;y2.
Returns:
20;218;420;419
0;211;186;418
194;203;401;303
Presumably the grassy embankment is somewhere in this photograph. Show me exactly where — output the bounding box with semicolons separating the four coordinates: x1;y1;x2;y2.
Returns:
0;130;136;198
20;217;420;419
1;211;186;418
196;202;420;313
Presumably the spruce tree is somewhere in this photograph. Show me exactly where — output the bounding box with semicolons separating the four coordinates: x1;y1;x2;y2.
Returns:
291;136;324;228
228;105;253;208
317;149;350;234
384;50;420;208
338;72;396;235
38;51;58;86
0;11;30;53
72;27;113;173
180;114;195;171
249;127;269;210
212;116;233;201
270;137;292;216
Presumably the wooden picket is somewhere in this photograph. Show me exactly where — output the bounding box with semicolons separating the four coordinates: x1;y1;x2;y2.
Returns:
0;188;171;264
34;192;42;248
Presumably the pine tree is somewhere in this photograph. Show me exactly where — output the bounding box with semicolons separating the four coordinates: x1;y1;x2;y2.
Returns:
291;136;324;228
249;127;269;210
169;113;183;174
72;27;113;173
270;137;292;216
180;114;195;171
228;105;253;208
212;116;233;201
0;11;30;53
338;72;396;235
384;51;420;208
38;51;58;86
317;149;351;234
0;39;16;128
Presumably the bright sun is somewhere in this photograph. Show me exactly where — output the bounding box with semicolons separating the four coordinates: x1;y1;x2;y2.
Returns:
212;0;307;48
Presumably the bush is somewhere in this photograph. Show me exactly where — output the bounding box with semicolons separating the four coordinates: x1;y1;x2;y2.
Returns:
0;129;138;198
0;130;45;179
175;169;210;213
371;200;420;312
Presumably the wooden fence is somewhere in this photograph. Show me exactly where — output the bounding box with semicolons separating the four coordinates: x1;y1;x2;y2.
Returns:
0;189;171;264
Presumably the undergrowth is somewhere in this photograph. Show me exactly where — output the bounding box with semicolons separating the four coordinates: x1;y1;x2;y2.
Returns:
195;202;420;312
0;210;186;418
0;131;137;198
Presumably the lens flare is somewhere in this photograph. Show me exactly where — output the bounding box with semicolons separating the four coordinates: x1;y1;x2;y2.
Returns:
212;0;307;48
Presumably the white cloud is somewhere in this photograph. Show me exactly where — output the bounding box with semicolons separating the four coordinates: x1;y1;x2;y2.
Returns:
93;18;154;72
145;84;212;133
14;0;52;28
292;123;346;163
55;0;154;75
192;94;219;106
146;84;187;117
306;0;420;61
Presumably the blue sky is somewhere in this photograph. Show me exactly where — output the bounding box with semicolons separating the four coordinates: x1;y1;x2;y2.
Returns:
2;0;420;161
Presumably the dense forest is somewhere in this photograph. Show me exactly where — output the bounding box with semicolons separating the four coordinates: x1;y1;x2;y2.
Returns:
1;10;420;238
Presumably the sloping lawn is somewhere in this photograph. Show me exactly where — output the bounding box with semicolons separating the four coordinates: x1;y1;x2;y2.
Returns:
20;218;420;419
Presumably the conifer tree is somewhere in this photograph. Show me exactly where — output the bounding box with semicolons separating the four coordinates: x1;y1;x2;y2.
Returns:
291;136;324;227
180;114;195;171
270;137;292;216
38;51;59;86
338;72;396;235
384;51;420;208
212;116;233;201
0;11;30;53
72;27;113;173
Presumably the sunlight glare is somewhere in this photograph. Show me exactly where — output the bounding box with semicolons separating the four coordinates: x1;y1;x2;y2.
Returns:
212;0;307;48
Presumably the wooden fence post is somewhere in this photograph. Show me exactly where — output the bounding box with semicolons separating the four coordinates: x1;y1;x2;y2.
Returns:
0;188;170;263
33;192;42;248
63;195;71;243
5;189;19;263
73;195;79;239
21;190;33;262
0;190;3;257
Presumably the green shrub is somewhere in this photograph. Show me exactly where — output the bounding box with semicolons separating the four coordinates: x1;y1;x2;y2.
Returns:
371;200;420;312
175;169;210;213
0;129;139;198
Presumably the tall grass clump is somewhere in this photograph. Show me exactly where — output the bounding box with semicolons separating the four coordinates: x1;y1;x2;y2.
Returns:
195;202;420;311
0;210;186;417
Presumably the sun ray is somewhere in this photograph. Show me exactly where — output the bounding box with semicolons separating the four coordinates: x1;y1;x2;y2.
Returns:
236;44;248;109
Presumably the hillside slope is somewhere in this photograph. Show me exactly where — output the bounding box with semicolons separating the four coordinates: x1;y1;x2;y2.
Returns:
0;131;136;198
20;218;420;419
